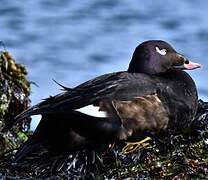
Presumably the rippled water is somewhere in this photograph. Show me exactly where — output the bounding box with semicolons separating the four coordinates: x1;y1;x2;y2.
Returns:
0;0;208;128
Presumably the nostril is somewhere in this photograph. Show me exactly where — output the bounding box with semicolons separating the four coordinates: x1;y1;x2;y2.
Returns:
184;60;189;64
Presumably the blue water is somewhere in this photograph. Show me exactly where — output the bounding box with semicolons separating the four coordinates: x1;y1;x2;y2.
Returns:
0;0;207;129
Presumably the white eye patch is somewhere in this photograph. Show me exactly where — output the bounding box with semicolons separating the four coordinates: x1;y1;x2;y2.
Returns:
155;47;167;56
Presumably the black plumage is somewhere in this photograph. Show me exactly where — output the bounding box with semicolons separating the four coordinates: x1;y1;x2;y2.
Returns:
14;40;201;162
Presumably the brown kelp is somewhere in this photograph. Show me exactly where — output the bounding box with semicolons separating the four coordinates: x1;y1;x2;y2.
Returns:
0;48;31;156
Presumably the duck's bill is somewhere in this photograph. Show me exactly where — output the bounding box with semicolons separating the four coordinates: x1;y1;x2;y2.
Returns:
173;60;202;70
183;61;201;70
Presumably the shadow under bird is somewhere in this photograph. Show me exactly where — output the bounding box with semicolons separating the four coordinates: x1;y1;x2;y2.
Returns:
14;40;201;162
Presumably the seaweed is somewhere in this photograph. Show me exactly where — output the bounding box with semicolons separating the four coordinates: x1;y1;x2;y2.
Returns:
0;102;207;179
0;49;31;156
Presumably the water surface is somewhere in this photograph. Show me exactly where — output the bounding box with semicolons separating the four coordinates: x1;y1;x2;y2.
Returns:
0;0;207;128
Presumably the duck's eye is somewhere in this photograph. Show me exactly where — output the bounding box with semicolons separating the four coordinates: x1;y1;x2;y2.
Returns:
155;47;167;56
184;60;189;64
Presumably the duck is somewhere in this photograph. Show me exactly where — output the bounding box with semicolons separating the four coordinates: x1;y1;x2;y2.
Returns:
14;40;201;161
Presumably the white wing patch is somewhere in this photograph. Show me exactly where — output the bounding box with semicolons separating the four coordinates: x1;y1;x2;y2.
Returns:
76;104;107;118
155;47;167;56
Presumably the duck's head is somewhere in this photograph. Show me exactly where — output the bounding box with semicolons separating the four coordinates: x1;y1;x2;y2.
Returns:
128;40;201;74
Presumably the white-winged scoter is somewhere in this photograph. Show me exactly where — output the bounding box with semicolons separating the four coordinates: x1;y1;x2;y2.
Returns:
14;40;201;161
